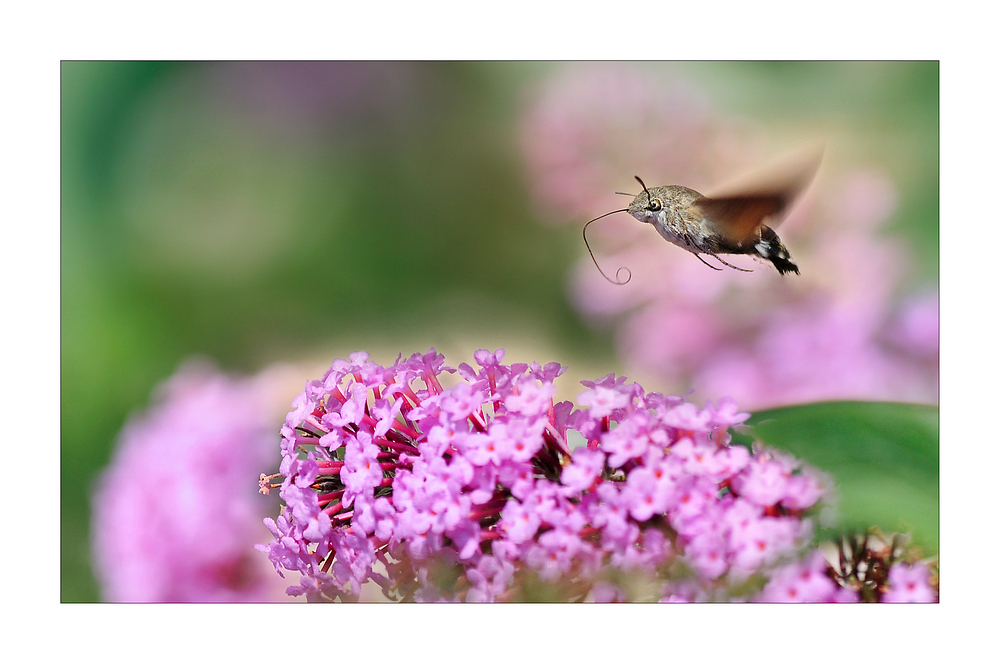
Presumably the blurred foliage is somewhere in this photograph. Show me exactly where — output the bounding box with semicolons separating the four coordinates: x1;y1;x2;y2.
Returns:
739;401;939;553
62;61;937;601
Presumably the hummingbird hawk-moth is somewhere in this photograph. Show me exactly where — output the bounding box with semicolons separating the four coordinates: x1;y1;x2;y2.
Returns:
583;148;821;284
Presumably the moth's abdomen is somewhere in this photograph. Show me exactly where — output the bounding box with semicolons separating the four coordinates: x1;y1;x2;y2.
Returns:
754;226;799;275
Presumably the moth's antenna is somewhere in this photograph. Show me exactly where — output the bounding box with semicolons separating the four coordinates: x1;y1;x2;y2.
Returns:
634;175;652;199
614;191;634;197
583;209;631;285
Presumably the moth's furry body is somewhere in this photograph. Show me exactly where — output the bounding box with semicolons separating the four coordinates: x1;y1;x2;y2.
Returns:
627;184;799;276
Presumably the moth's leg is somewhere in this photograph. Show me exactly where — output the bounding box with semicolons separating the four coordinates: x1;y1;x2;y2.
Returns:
710;253;753;273
694;253;723;271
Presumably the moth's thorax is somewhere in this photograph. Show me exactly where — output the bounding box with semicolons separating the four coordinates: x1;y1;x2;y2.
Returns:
627;184;720;254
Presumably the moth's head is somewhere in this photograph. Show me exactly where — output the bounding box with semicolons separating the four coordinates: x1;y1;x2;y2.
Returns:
626;177;669;224
628;193;661;223
628;175;663;224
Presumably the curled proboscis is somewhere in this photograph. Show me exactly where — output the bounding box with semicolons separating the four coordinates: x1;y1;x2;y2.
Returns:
582;209;631;286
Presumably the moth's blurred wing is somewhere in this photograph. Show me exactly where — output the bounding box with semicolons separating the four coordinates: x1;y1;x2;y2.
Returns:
695;145;822;244
691;194;789;245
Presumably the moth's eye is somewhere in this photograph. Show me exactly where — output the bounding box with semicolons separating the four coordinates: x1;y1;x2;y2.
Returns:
648;198;662;212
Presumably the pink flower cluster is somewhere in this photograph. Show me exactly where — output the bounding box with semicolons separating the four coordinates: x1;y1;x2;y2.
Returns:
92;361;292;602
519;63;938;409
258;348;934;602
883;562;938;603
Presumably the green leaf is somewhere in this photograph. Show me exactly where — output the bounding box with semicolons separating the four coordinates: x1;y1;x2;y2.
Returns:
738;401;938;553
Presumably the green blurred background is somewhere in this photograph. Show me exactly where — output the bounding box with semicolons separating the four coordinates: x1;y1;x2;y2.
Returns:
62;62;938;601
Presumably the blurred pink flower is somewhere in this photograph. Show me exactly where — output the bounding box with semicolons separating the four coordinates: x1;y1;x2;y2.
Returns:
520;63;765;225
520;63;937;408
886;289;940;360
882;562;938;603
91;360;297;602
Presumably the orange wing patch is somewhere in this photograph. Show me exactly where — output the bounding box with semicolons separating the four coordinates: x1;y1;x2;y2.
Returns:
691;194;787;246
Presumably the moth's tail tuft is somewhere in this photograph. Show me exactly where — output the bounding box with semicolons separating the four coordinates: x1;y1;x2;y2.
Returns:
769;253;800;276
756;226;799;276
